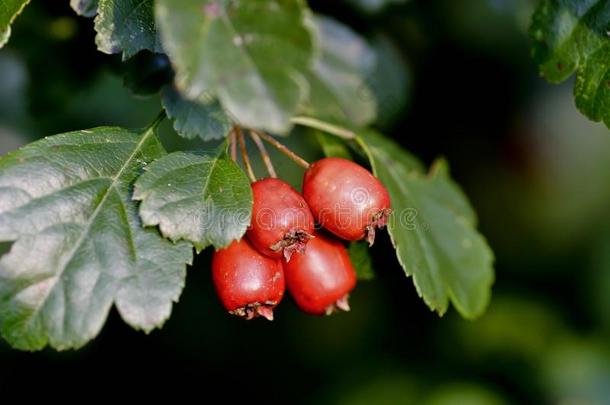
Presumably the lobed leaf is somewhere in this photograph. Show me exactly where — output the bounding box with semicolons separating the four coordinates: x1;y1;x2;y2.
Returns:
133;149;252;252
0;124;193;351
155;0;314;134
358;130;494;319
161;86;231;141
530;0;610;128
95;0;162;59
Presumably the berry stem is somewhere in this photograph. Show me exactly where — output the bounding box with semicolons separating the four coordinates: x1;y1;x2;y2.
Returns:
229;128;237;161
249;130;277;178
291;116;356;139
236;127;256;182
252;129;310;169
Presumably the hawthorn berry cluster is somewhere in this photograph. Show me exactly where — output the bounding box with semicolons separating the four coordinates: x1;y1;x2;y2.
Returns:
212;146;392;320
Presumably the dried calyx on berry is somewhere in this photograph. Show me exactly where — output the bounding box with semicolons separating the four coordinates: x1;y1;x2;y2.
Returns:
212;238;285;321
283;231;357;316
303;157;392;246
247;178;315;261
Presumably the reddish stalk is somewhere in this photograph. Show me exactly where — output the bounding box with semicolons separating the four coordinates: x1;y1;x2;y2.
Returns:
251;129;310;169
229;128;237;161
249;130;277;178
236;127;256;183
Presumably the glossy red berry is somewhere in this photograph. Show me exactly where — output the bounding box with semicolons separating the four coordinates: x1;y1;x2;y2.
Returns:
283;232;357;316
212;238;285;320
247;178;315;261
303;157;391;245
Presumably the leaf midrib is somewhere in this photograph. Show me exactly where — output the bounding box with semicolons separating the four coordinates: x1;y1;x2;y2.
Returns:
18;127;156;338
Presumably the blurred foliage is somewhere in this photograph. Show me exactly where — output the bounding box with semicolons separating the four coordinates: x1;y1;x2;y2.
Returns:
1;0;610;403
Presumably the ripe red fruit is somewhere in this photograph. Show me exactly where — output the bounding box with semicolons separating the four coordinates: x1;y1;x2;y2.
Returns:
303;157;391;245
212;238;285;320
247;178;315;261
283;232;357;316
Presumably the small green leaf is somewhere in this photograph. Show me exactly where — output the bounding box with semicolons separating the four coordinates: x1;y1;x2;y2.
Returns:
155;0;314;133
349;241;374;280
95;0;162;59
70;0;99;17
161;86;231;141
303;15;377;127
0;124;193;351
315;130;353;160
0;0;31;48
530;0;610;128
133;149;252;252
359;130;494;319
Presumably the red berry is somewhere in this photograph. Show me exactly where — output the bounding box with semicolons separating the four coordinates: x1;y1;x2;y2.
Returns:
303;157;391;245
283;232;357;316
212;238;285;320
247;178;314;261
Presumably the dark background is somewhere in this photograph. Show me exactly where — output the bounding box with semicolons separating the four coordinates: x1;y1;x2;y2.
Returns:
1;1;610;403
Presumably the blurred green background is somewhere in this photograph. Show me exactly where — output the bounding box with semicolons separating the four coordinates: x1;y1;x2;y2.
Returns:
2;1;610;403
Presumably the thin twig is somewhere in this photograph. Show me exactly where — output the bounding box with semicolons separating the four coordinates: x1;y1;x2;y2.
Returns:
251;129;310;169
290;116;356;139
236;127;256;182
229;128;237;161
249;130;277;178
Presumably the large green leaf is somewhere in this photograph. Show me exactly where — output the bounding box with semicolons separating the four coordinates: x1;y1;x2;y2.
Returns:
0;124;193;351
0;0;30;48
303;15;377;127
530;0;610;128
161;86;231;141
95;0;162;59
133;149;252;253
369;35;410;129
155;0;314;134
359;131;494;319
70;0;99;17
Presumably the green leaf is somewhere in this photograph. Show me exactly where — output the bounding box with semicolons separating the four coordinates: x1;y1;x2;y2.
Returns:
315;130;353;160
133;149;252;253
303;15;377;127
161;86;231;141
70;0;99;17
155;0;314;134
349;241;375;280
0;0;31;48
530;0;610;128
369;35;411;129
95;0;162;59
0;124;193;351
359;130;494;319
